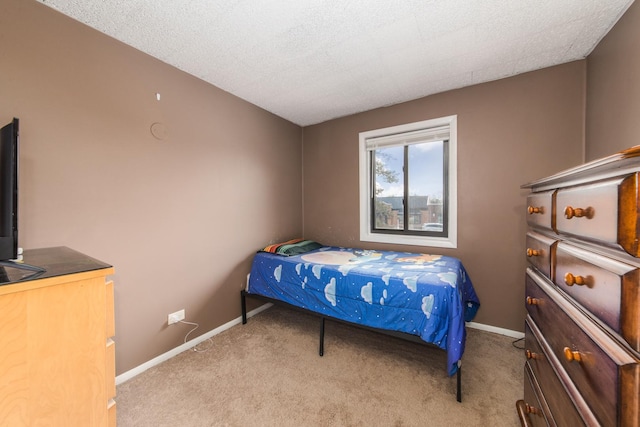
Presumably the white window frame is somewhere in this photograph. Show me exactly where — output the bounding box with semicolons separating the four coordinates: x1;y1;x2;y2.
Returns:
358;115;457;248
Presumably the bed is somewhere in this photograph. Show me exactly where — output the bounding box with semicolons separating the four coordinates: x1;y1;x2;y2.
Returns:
240;240;480;401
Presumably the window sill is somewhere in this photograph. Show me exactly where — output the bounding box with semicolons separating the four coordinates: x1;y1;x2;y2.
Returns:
359;230;457;249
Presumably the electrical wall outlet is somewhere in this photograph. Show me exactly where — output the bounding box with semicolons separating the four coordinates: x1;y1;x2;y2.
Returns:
168;309;185;325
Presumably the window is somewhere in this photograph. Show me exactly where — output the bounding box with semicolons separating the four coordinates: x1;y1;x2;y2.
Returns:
358;115;457;248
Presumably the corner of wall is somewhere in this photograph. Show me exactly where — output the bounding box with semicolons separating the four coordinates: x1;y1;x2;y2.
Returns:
300;127;305;237
581;59;587;164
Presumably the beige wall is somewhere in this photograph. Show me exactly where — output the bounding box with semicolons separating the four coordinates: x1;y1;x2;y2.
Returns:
303;62;586;332
0;0;302;374
4;0;630;375
586;1;640;161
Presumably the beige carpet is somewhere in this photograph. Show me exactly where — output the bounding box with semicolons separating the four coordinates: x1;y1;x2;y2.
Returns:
117;305;523;426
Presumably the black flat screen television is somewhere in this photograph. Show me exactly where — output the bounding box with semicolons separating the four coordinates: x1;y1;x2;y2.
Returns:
0;118;44;280
0;118;19;262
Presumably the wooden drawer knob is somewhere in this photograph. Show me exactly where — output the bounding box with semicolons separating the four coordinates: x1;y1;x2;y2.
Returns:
528;206;544;214
526;296;540;305
525;349;539;360
564;205;592;219
517;400;542;421
564;272;586;286
563;347;582;363
526;248;541;257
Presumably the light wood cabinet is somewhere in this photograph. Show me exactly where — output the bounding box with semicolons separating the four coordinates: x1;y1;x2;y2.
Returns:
0;247;115;426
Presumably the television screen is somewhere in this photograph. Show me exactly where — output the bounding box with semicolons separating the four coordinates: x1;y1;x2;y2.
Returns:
0;118;18;261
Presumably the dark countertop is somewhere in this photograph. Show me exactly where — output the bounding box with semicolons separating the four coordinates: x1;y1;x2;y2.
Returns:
0;246;112;285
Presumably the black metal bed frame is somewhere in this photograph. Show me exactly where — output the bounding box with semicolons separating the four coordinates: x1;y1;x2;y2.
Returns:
240;290;463;402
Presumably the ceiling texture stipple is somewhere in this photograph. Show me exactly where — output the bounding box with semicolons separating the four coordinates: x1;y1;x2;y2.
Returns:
37;0;634;126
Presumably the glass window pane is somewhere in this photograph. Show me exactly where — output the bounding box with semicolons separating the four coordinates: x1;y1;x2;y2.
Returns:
407;141;444;232
359;115;456;247
373;146;403;230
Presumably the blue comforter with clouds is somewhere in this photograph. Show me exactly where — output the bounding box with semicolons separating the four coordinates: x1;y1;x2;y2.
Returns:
248;246;480;375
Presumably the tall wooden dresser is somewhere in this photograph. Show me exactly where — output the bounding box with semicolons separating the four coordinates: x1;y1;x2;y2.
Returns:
517;147;640;426
0;247;116;427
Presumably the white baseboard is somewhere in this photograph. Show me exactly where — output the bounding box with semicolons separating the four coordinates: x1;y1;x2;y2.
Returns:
116;304;521;385
467;321;524;339
115;303;273;386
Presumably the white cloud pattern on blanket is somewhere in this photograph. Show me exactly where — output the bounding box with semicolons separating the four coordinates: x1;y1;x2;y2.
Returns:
438;272;457;287
422;294;435;319
361;282;373;304
338;264;357;276
274;265;282;282
312;265;323;279
403;276;418;292
324;278;337;306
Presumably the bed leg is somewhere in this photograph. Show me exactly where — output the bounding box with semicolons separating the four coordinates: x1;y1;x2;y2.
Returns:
241;290;247;324
319;317;325;357
456;366;462;403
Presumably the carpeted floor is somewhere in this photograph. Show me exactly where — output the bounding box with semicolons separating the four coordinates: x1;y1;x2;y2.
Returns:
117;305;523;426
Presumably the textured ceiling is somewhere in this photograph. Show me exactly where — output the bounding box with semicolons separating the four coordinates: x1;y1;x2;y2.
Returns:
37;0;634;126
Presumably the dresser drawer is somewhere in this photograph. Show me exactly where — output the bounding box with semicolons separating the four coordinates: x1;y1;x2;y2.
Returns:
108;399;116;427
555;242;640;351
106;280;115;339
526;269;640;426
555;174;640;257
524;317;589;426
106;338;116;401
526;191;555;231
517;363;552;427
526;231;556;279
555;178;620;244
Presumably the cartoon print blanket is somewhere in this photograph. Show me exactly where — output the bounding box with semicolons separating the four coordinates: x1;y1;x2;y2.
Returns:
247;246;480;375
